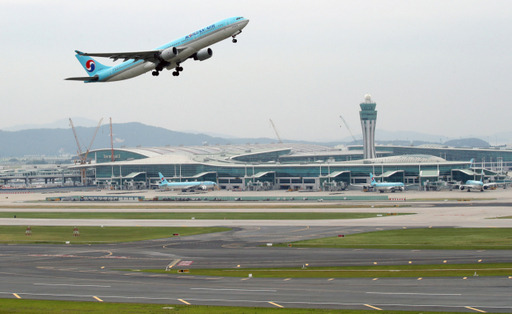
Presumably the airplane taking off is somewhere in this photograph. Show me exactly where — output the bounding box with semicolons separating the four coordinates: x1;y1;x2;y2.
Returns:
158;172;217;191
369;173;405;193
66;17;249;83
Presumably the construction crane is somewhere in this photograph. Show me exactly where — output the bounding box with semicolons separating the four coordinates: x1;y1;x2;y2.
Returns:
69;118;103;184
339;115;357;142
69;118;83;161
269;119;283;144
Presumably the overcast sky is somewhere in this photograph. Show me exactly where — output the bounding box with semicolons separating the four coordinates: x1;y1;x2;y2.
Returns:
1;0;511;142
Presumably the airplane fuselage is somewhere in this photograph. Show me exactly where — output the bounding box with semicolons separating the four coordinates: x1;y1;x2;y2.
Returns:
160;181;217;191
105;20;242;81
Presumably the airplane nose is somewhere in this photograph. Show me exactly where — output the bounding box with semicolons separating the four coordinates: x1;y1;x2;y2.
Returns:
242;19;249;27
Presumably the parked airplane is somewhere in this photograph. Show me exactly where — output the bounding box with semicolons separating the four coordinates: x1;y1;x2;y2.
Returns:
459;159;485;192
66;16;249;83
459;179;484;192
369;173;405;193
158;172;216;191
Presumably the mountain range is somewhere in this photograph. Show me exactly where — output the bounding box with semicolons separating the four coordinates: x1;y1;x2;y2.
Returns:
0;120;509;158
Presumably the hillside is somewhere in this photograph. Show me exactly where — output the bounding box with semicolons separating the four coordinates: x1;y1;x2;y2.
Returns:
0;123;275;158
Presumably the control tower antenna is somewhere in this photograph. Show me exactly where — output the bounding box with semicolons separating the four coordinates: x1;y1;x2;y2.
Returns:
339;115;357;142
269;119;283;144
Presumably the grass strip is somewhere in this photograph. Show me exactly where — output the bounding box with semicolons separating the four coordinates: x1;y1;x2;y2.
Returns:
138;263;512;278
0;212;410;220
280;228;512;250
0;298;479;314
0;226;230;244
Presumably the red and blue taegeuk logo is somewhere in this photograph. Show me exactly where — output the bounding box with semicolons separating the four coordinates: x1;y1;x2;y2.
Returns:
86;60;95;72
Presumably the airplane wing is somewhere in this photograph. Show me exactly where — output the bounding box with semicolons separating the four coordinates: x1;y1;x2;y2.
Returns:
75;48;187;63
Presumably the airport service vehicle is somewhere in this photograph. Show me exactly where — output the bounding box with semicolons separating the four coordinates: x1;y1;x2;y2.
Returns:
66;17;249;82
369;173;405;193
158;172;216;191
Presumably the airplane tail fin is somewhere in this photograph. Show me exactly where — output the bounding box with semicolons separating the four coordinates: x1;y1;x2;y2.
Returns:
74;51;110;77
158;172;169;185
370;173;376;184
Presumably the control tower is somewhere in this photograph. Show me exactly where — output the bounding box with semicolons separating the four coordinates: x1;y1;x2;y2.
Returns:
359;94;377;159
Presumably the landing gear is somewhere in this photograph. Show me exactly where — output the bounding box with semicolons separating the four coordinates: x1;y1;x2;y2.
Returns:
232;30;242;43
172;64;184;76
152;71;160;76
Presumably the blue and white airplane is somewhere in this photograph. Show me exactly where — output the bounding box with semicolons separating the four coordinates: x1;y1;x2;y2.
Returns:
158;172;217;191
459;159;485;192
66;17;249;83
369;173;405;193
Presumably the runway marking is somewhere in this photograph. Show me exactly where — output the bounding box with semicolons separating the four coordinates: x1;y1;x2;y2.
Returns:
283;278;292;281
364;304;382;310
191;288;276;292
166;259;181;270
0;292;506;311
34;283;111;288
178;298;190;305
93;296;103;302
466;306;487;313
269;301;284;308
12;293;21;299
372;278;379;281
367;292;462;296
328;278;334;281
417;277;423;280
290;226;310;233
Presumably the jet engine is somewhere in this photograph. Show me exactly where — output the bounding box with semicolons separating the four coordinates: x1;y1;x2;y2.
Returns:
193;48;213;61
160;47;178;61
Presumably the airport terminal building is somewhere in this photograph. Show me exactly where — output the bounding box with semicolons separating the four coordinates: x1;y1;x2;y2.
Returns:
76;143;506;191
2;143;510;190
3;93;511;190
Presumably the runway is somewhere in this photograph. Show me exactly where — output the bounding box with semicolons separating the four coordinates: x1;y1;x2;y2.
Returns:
0;190;511;311
1;230;512;312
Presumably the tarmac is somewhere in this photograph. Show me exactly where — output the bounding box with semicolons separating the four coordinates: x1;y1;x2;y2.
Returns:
0;188;511;312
